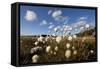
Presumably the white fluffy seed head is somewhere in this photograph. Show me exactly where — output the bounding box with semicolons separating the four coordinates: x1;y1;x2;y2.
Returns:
54;52;56;55
55;46;58;51
56;36;62;43
80;27;84;30
90;50;94;54
85;24;90;28
73;50;77;55
63;27;67;32
34;41;38;45
73;35;77;39
54;27;58;32
62;35;65;38
30;46;42;54
66;43;70;49
45;36;49;41
72;46;75;50
46;46;51;53
68;36;72;41
63;25;70;31
69;27;72;30
43;41;45;44
50;50;53;54
30;48;35;54
32;55;39;63
65;50;71;58
37;36;44;42
52;34;56;37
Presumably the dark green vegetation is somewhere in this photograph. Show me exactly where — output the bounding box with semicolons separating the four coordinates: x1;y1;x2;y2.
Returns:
77;28;95;37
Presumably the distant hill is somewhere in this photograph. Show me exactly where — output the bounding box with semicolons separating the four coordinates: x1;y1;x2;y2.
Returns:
21;35;55;37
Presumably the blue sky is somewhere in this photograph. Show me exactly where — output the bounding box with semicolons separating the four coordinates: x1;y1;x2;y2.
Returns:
20;5;95;36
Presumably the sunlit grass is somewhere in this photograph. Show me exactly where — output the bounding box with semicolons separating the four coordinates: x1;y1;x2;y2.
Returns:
20;36;96;65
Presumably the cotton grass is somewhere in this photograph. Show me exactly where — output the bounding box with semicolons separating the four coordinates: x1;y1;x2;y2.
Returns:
65;50;71;58
73;50;77;55
46;46;51;53
68;36;72;41
56;36;62;43
32;55;39;63
66;43;70;49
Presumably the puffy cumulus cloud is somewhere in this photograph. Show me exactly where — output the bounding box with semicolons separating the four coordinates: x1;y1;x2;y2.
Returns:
40;20;48;26
52;10;62;18
24;10;37;21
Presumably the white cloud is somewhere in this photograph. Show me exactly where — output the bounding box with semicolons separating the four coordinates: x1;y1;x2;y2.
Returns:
63;17;69;24
79;16;87;20
71;16;88;29
52;10;62;18
89;21;95;27
48;25;54;29
72;21;86;28
24;10;37;21
48;10;52;15
40;20;47;26
49;22;53;25
55;16;68;22
80;27;84;30
52;10;69;23
63;25;72;31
